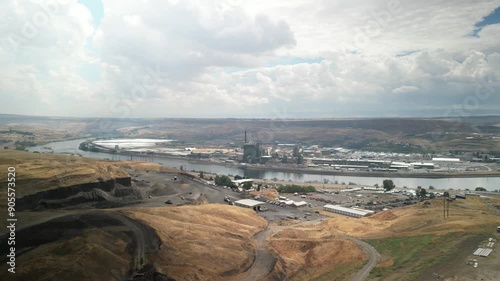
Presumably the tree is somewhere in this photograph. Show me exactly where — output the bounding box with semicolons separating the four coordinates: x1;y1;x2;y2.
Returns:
429;185;435;190
214;175;233;187
429;192;436;199
475;187;487;191
242;181;253;190
418;188;427;199
382;179;395;191
199;172;204;179
443;191;450;197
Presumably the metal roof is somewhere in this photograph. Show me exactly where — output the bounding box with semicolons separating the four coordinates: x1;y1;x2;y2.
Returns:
432;157;460;162
323;204;371;216
234;199;265;207
294;201;308;206
232;179;254;184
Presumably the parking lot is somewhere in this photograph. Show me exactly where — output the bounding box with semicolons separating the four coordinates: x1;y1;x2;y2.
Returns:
130;169;421;222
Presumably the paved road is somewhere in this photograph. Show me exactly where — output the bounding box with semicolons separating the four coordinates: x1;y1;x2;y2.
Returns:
344;236;380;281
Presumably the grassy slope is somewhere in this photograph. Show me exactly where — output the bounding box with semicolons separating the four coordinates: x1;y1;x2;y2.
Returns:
124;204;267;281
268;228;367;281
321;196;500;280
0;229;130;281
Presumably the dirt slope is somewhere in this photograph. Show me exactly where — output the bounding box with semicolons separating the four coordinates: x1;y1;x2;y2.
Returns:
268;227;368;281
324;197;500;238
0;150;129;198
0;229;130;281
124;204;268;281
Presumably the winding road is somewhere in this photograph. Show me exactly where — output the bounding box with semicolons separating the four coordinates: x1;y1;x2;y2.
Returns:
240;228;277;281
1;210;157;278
237;219;380;281
344;236;380;281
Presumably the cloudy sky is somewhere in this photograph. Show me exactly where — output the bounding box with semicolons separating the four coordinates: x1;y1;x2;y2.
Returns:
1;0;500;118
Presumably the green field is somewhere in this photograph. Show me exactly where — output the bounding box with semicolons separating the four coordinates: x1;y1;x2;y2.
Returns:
367;233;466;281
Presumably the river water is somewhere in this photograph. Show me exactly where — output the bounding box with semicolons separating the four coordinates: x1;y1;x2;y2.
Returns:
28;139;500;191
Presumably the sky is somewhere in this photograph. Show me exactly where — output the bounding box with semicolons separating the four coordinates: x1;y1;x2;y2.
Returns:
1;0;500;119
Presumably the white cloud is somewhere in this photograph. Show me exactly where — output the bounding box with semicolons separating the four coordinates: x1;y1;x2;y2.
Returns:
0;0;499;118
392;86;419;94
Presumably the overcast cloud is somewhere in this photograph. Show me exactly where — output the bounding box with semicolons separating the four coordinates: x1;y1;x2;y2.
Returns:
0;0;499;118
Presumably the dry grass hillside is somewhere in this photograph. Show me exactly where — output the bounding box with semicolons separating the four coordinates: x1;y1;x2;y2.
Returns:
0;229;130;281
123;204;268;281
324;197;500;238
115;161;180;173
268;227;367;281
0;150;129;199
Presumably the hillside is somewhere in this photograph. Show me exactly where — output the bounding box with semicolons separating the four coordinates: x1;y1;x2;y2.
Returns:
324;196;500;238
2;114;500;152
123;204;268;281
0;150;129;198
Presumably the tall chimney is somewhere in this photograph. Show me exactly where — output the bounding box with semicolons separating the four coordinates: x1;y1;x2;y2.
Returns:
244;130;247;143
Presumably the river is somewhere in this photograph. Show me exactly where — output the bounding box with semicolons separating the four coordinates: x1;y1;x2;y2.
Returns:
28;139;500;191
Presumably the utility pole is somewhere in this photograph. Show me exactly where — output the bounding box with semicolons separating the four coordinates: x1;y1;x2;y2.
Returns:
443;194;451;218
446;198;450;217
443;196;446;219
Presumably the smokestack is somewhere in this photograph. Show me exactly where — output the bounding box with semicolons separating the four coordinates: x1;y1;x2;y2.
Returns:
245;130;247;143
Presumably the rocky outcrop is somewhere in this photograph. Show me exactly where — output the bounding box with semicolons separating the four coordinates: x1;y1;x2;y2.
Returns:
17;177;132;210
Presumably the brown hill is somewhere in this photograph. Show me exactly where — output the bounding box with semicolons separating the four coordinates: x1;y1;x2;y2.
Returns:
325;197;500;238
123;204;267;281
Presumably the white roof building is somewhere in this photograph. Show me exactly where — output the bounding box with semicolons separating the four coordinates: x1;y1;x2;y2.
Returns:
323;204;372;218
234;199;265;211
432;157;460;162
293;201;308;207
232;179;254;185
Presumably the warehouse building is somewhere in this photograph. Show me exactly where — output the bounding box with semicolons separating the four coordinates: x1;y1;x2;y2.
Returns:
234;199;265;211
432;157;460;162
323;204;373;218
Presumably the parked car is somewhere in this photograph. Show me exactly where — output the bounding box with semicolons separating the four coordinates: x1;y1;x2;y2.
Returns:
165;200;173;204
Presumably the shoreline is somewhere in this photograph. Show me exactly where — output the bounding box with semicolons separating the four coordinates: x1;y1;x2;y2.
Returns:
110;150;500;179
237;165;500;178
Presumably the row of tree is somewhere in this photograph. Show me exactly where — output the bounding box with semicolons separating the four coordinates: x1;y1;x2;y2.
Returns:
276;184;316;193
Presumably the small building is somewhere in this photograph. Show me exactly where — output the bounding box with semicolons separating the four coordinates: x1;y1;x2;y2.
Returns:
293;201;308;207
411;162;435;169
340;187;363;193
234;199;265;211
323;204;372;218
232;179;254;186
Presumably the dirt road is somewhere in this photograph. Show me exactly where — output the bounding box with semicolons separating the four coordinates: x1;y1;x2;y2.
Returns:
239;228;277;281
0;210;159;277
345;237;380;281
103;211;151;270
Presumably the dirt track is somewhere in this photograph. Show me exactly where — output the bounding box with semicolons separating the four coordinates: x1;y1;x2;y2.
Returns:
0;210;160;279
345;237;380;281
240;228;277;281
